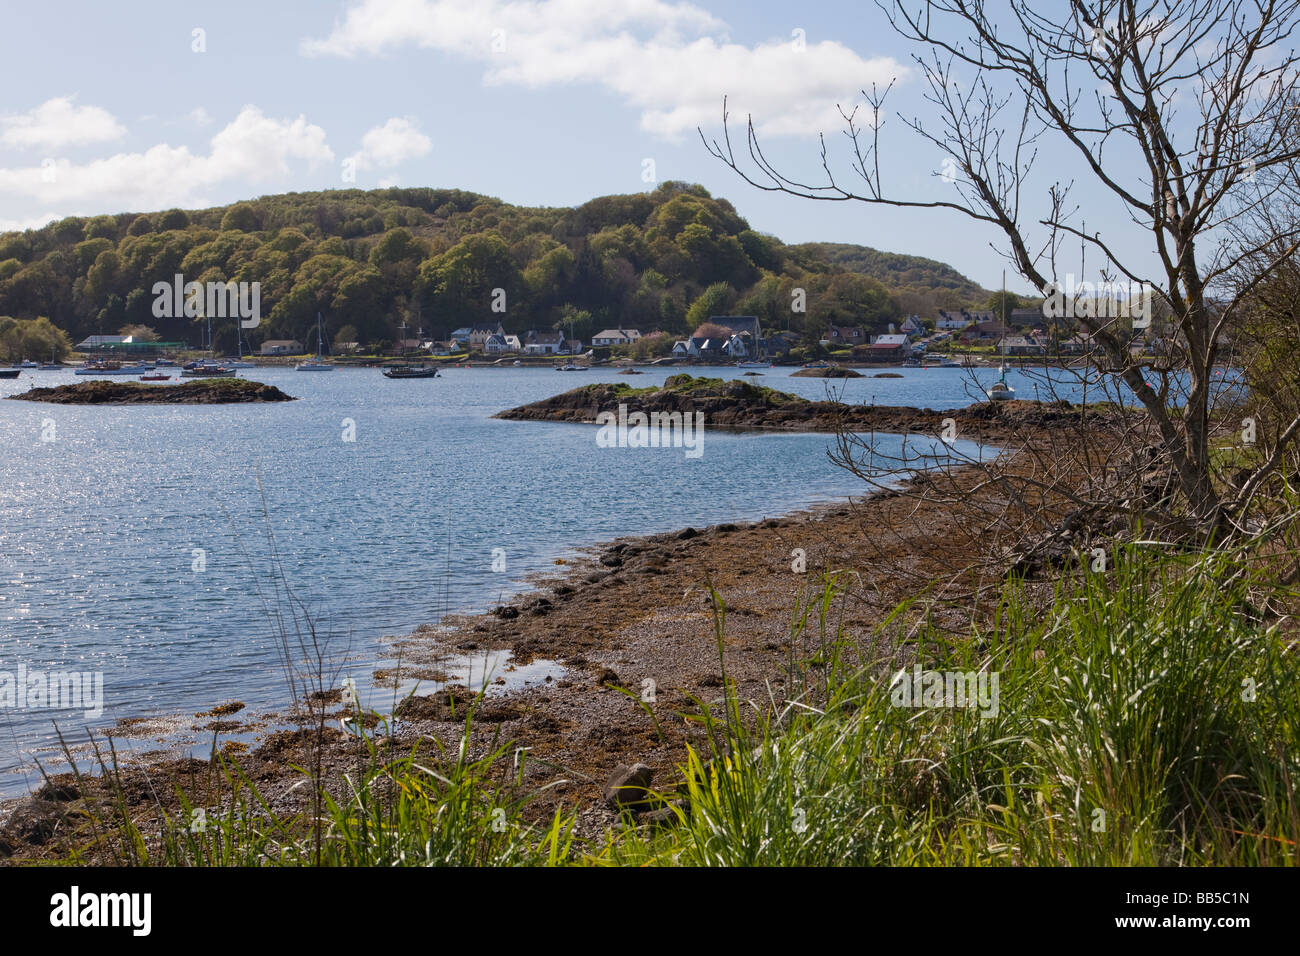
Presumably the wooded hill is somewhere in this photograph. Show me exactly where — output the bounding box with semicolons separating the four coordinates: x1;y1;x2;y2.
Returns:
0;182;990;353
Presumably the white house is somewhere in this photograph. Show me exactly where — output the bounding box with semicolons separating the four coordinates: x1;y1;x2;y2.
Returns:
484;333;510;354
592;328;642;347
260;339;304;355
672;340;690;356
469;322;505;348
504;334;522;352
936;309;995;331
524;330;566;354
726;332;755;358
900;315;926;337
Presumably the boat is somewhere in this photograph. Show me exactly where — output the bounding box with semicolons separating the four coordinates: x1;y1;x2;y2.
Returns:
735;361;767;368
155;359;177;367
180;360;237;378
39;363;62;369
0;368;20;379
513;360;522;367
76;361;153;375
296;313;335;371
19;360;38;368
555;363;587;371
987;369;1015;401
140;374;172;382
987;271;1015;401
222;323;257;367
382;364;439;379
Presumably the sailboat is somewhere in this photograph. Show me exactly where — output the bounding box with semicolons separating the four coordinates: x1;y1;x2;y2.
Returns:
180;309;237;377
987;270;1015;401
296;313;335;371
222;324;258;368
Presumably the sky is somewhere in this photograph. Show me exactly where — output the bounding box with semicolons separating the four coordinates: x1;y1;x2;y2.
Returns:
0;0;1184;295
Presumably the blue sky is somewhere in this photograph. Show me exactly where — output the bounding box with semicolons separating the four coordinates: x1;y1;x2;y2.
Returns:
0;0;1165;295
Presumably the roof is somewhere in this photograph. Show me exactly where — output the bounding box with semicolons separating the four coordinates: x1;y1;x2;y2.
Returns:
710;316;759;335
872;334;909;346
262;339;302;346
526;330;564;344
593;328;641;339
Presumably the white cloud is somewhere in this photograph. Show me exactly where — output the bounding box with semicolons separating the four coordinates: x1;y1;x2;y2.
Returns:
187;107;215;128
0;96;127;150
348;117;432;171
0;106;334;210
0;211;62;233
302;0;906;139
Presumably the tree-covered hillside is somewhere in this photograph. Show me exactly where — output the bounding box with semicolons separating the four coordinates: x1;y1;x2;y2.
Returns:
0;182;988;354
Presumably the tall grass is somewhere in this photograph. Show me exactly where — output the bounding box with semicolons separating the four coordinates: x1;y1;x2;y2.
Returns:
42;539;1300;866
596;541;1300;866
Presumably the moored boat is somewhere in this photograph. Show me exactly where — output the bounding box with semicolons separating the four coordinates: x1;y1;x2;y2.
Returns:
0;368;20;379
382;364;439;379
296;313;335;371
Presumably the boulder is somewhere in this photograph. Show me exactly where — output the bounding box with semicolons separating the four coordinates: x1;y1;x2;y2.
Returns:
604;763;655;811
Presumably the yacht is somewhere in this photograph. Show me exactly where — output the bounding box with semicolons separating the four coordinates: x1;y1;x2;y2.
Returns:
296;313;335;371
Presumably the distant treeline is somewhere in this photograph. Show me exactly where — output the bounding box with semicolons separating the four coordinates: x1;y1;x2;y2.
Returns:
0;182;989;353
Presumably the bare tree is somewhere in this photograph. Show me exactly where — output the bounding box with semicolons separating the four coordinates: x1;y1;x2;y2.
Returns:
703;0;1300;531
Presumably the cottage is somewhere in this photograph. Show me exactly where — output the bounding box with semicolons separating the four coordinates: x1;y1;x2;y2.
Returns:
523;330;567;355
937;309;996;331
900;315;926;337
1059;333;1098;355
995;335;1046;356
672;340;691;356
483;333;510;354
504;334;522;352
687;336;728;359
592;328;642;347
726;331;756;358
959;321;1011;345
260;339;304;355
469;322;505;348
861;333;912;362
823;325;867;347
763;330;798;356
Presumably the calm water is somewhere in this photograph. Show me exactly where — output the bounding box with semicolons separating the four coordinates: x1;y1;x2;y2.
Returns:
0;361;1132;793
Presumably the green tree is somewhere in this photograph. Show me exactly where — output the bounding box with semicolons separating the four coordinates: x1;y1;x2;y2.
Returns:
685;281;735;328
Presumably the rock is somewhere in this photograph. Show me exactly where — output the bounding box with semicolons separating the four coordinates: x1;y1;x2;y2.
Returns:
642;802;687;827
523;597;553;616
600;554;624;568
676;527;699;540
595;667;620;687
34;780;79;802
2;797;62;846
584;571;608;584
604;763;655;811
492;604;520;619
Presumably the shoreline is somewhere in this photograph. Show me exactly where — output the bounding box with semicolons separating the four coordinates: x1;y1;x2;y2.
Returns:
0;453;1016;858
